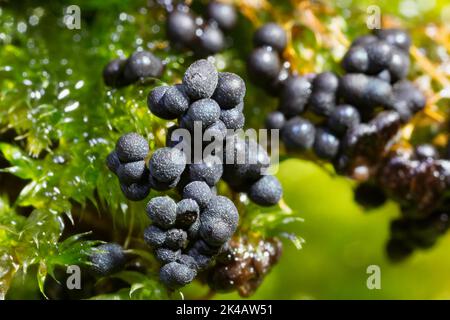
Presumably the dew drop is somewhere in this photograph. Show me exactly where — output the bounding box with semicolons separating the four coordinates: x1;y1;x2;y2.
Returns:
64;101;79;112
75;80;84;89
57;88;70;100
17;21;27;33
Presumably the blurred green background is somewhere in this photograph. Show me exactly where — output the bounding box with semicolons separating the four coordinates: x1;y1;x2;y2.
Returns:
213;159;450;299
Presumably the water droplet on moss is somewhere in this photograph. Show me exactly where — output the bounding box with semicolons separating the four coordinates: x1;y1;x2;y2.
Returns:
57;88;70;100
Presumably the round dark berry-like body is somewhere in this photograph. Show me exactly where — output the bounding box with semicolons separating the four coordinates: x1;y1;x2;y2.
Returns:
201;196;239;241
279;75;312;116
162;84;190;116
234;140;270;180
200;217;235;247
193;239;222;256
90;243;126;276
365;40;393;74
265;111;286;130
164;228;188;250
220;108;245;130
212;72;246;109
342;46;369;73
116;133;149;163
377;70;391;83
327;104;361;136
165;125;186;148
186;98;221;129
179;113;193;131
189;156;223;186
149;147;186;183
166;10;197;46
390;219;410;239
313;128;340;160
207;1;237;30
143;225;167;248
187;248;212;271
204;196;239;226
103;58;127;87
338;73;368;107
222;135;246;167
253;22;287;53
249;175;282;206
312;72;339;93
265;63;290;96
159;261;196;288
155;248;181;265
188;218;201;240
120;182;150;201
374;28;411;51
389;100;413;123
176;199;199;228
198;24;226;55
148;173;180;191
235;101;244;112
147;86;177;120
117;160;147;185
123;51;163;82
392;80;426;113
388;48;410;82
354;183;387;208
183;181;213;208
146;196;177;229
339;74;393;109
247;46;281;84
204;120;228;141
221;167;252;192
281;117;316;151
386;238;413;262
368;110;401;141
308;91;336;116
177;254;199;271
183;59;218;100
351;34;378;48
106;151;121;174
